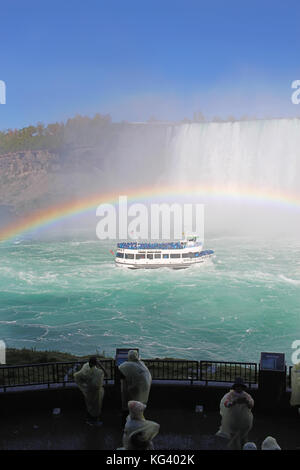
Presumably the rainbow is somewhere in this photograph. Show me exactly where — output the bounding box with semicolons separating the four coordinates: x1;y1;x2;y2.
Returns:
1;184;300;242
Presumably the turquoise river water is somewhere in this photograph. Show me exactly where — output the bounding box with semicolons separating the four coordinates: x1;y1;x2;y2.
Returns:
0;235;300;365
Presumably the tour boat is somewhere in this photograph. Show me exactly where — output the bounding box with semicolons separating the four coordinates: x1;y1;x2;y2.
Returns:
115;235;214;269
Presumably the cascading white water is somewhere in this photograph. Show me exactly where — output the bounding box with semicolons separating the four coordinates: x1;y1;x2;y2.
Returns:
166;119;300;195
163;118;300;234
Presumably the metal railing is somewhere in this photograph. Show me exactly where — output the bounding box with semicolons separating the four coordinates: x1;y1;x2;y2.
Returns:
144;359;199;384
2;358;295;391
200;361;258;387
0;360;114;391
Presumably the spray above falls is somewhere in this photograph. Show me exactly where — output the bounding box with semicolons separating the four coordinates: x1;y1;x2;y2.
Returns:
164;119;300;235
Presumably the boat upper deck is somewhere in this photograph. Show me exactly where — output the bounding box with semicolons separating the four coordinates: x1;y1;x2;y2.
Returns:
117;241;202;250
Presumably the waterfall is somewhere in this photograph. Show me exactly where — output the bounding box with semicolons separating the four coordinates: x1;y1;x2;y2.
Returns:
162;119;300;235
166;119;300;195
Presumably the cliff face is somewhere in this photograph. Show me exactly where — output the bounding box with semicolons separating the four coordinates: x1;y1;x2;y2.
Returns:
0;123;170;215
0;147;112;215
0;150;61;213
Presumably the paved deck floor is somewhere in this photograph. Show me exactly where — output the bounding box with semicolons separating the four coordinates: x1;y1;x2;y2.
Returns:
1;407;300;451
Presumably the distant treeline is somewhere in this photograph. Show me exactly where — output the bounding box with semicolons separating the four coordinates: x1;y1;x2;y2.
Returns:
0;113;112;155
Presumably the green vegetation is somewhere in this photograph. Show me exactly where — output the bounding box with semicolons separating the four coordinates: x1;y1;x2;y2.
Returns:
6;347;108;365
0;113;112;155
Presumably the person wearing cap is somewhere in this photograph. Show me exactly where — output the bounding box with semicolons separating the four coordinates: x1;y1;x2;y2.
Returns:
74;356;106;426
216;376;254;450
118;400;160;450
118;350;152;419
261;436;281;450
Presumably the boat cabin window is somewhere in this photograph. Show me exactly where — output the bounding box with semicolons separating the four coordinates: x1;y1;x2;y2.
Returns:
170;253;181;258
154;253;161;259
147;253;153;259
182;252;195;258
116;252;124;258
125;253;134;259
163;254;169;259
136;253;145;260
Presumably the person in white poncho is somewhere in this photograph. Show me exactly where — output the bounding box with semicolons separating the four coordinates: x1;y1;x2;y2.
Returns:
74;356;106;426
216;376;254;450
290;361;300;409
261;436;281;450
118;350;152;415
119;400;160;450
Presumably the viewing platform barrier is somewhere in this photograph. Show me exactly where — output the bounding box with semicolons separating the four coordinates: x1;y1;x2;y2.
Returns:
0;360;115;392
199;361;257;387
143;359;199;383
0;358;292;392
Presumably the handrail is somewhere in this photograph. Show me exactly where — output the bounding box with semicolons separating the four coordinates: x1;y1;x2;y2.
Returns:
0;359;114;391
200;360;258;387
0;358;292;392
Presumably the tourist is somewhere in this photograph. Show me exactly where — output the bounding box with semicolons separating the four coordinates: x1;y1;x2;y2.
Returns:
242;442;257;450
290;361;300;411
118;400;160;450
118;349;152;421
216;376;254;450
74;356;106;426
261;436;281;450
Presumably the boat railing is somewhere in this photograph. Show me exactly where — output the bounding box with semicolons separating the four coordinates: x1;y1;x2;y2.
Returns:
117;242;203;250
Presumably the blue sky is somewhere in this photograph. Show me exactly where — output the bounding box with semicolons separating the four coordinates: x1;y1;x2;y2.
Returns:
1;0;300;129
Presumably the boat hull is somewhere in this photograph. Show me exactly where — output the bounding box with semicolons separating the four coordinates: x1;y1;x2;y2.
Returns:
115;254;213;269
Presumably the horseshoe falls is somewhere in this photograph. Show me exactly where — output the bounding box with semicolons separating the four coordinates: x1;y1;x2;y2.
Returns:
165;119;300;235
1;118;300;365
167;119;300;193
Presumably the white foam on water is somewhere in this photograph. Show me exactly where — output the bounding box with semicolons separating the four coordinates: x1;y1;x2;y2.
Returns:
279;274;300;285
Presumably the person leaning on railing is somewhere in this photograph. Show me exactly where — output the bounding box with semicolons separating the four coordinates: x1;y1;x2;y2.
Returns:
74;356;107;426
